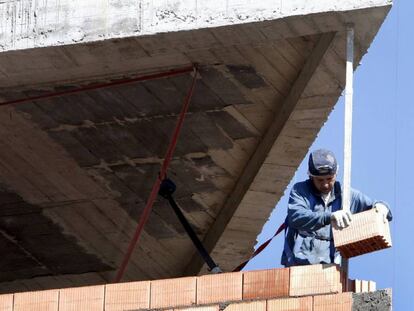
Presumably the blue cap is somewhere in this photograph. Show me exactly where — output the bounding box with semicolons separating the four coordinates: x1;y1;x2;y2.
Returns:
308;149;337;176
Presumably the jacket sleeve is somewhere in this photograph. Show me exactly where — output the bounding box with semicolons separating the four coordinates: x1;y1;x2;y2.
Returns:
350;189;393;221
287;185;331;231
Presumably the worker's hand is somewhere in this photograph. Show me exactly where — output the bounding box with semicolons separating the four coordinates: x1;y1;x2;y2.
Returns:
331;210;352;229
374;202;389;223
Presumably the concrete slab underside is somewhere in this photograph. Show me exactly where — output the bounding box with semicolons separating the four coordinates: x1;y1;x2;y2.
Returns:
0;0;391;292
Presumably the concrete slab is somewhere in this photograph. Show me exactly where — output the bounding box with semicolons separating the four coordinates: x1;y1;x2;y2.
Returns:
0;0;391;51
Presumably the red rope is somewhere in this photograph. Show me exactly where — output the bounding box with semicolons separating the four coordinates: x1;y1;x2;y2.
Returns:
114;66;198;282
0;65;194;107
232;222;286;272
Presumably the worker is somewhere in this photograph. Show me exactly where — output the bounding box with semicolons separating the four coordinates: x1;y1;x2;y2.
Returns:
281;148;392;267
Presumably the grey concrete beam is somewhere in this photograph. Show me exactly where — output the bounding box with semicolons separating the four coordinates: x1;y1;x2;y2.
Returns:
0;0;391;52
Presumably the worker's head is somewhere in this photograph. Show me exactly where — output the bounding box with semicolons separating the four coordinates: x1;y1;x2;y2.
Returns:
308;149;337;194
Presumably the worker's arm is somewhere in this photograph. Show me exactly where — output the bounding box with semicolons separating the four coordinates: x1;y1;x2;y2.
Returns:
287;185;331;231
350;189;393;221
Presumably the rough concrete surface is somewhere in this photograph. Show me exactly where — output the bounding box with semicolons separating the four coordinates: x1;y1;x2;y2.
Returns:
0;0;391;51
353;289;392;311
0;0;393;291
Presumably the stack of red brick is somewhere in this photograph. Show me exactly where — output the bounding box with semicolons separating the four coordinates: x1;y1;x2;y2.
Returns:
0;264;379;311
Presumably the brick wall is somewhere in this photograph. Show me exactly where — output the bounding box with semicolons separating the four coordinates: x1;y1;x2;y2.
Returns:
0;264;383;311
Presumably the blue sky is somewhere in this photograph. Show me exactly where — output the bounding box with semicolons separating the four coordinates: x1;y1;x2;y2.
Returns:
245;1;411;308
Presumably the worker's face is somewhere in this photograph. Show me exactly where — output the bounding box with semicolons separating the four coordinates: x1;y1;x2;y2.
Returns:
311;174;336;194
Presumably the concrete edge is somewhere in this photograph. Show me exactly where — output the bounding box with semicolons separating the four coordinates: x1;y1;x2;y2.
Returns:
352;289;392;311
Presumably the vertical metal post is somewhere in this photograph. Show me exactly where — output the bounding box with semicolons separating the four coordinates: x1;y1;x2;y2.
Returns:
343;25;354;213
342;24;355;289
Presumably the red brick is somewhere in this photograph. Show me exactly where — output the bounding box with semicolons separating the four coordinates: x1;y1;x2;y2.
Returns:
354;280;361;293
225;300;266;311
289;264;342;296
267;296;312;311
59;285;104;311
176;306;219;311
353;280;376;293
150;276;196;309
197;272;242;305
340;269;348;292
105;281;150;310
333;208;392;258
243;268;289;300
360;280;369;292
0;294;13;311
14;289;58;311
313;293;352;311
347;279;356;292
368;281;376;292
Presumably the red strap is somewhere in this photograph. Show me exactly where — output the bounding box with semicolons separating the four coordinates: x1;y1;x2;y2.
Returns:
232;222;286;272
114;66;198;282
0;66;194;107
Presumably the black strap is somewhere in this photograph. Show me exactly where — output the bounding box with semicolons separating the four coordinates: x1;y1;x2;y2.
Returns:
159;178;221;272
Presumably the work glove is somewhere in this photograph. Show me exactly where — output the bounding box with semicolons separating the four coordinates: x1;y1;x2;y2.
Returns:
374;202;389;223
331;210;352;229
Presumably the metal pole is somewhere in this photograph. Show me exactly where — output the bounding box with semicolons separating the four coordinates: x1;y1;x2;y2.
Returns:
342;24;355;289
343;25;354;213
